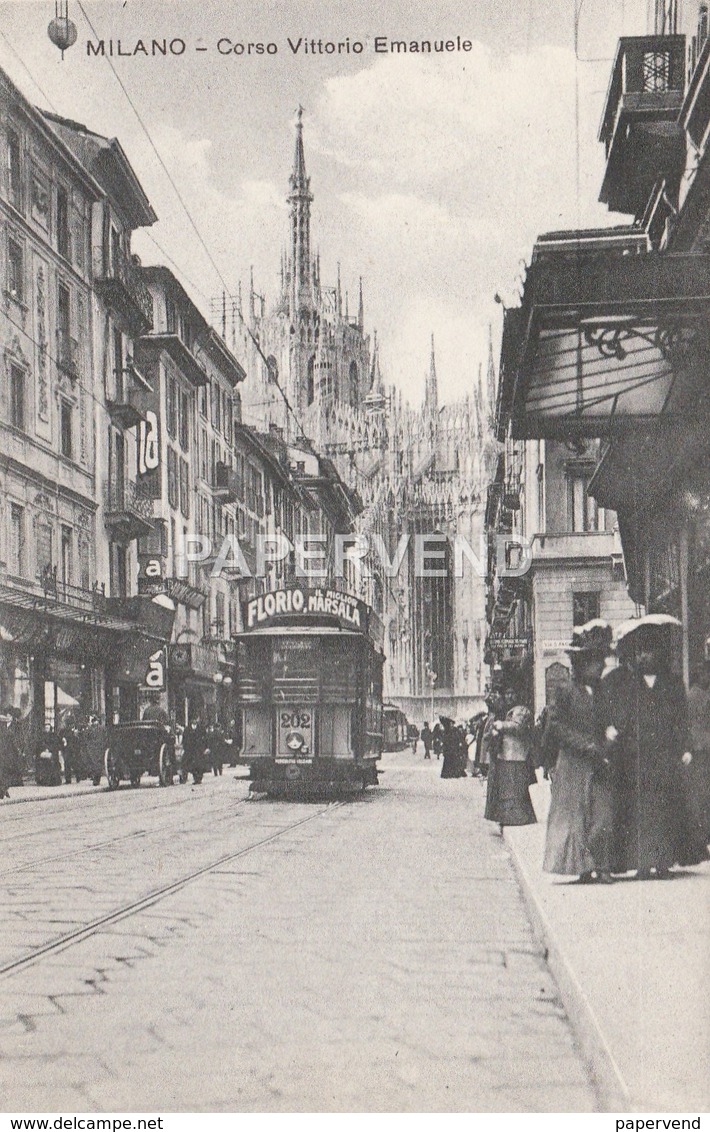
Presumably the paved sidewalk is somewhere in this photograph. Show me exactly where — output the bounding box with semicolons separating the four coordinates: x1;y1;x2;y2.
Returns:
0;767;251;805
0;779;104;805
504;776;710;1113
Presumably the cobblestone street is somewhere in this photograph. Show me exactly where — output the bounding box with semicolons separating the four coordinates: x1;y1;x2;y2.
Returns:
0;754;598;1113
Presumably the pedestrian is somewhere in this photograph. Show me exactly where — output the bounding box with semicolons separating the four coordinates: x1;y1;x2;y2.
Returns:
411;724;420;755
432;721;443;761
421;722;433;759
82;715;107;786
208;721;224;776
440;717;466;778
0;711;12;799
469;711;489;777
542;621;614;884
686;660;710;845
225;717;239;766
600;615;708;879
59;716;81;784
4;708;24;786
182;718;209;784
142;693;169;724
479;693;505;777
34;725;63;787
484;689;537;829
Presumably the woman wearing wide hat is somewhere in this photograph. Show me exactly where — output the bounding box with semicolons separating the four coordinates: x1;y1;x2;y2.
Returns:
599;615;708;878
543;620;614;883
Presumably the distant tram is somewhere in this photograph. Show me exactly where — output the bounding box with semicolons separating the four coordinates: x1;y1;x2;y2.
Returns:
383;704;410;751
234;585;385;793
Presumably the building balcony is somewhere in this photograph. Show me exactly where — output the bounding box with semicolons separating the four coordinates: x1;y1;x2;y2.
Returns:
0;568;107;616
104;479;154;541
530;530;618;563
95;249;154;335
107;380;145;430
0;570;137;635
139;332;207;387
169;640;223;682
212;461;239;502
599;36;686;215
56;331;81;382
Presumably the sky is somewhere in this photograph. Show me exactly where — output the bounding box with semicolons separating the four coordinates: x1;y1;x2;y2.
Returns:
0;0;651;405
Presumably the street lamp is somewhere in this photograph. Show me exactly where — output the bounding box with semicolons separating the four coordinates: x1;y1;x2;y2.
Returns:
425;663;437;725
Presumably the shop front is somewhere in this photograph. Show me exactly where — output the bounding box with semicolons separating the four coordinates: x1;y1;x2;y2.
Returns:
168;641;228;726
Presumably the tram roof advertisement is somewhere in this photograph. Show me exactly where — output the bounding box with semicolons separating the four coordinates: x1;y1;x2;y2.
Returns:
242;585;384;648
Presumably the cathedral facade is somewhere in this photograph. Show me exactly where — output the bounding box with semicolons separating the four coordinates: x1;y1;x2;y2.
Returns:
237;111;496;718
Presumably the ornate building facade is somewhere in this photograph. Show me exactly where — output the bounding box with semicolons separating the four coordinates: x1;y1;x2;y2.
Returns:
238;112;497;717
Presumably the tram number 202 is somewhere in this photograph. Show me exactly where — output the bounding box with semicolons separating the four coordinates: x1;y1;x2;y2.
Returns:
280;711;311;730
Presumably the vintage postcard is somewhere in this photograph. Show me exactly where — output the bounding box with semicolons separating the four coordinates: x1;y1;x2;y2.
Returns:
0;0;707;1118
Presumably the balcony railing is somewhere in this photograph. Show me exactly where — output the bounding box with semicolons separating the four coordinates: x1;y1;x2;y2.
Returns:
213;461;239;502
95;248;154;334
104;479;154;541
0;568;108;616
169;640;222;680
599;35;686;214
56;331;81;381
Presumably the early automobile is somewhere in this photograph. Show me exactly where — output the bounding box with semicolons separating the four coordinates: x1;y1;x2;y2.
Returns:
104;721;176;789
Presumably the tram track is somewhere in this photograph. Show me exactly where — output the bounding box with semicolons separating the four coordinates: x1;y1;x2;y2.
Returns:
0;775;250;834
0;794;254;878
0;800;345;980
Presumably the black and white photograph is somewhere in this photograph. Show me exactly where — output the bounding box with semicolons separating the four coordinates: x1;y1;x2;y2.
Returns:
0;0;708;1117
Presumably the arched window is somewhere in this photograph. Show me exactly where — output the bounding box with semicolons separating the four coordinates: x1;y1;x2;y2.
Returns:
349;360;358;406
307;355;315;405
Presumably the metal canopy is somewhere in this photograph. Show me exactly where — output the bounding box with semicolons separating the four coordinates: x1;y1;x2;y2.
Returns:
502;252;710;439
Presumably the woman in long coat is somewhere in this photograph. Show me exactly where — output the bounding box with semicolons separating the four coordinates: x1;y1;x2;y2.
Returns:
484;693;537;828
440;718;466;778
599;618;708;878
543;622;614;883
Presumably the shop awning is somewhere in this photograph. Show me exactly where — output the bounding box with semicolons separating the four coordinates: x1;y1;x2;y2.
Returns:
589;418;710;514
501;252;710;439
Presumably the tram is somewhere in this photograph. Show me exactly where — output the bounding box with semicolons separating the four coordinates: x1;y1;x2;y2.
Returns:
383;704;410;751
233;584;385;793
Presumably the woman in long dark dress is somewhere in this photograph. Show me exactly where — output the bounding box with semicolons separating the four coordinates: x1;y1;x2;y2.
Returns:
440;718;465;778
543;622;614;883
599;617;708;878
484;692;537;828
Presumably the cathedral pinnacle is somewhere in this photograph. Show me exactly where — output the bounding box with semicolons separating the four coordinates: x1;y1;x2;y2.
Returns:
290;105;309;195
287;106;315;314
365;330;386;413
425;333;438;415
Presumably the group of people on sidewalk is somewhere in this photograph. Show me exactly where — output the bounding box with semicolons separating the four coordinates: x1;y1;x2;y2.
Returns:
483;616;709;883
0;707;241;798
414;718;480;777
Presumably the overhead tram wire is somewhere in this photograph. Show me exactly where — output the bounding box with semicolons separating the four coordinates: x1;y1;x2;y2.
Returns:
0;31;59;112
74;0;309;442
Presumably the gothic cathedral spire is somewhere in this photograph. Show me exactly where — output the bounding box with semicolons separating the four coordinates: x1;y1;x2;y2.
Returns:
288;106;314;315
425;333;438;415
